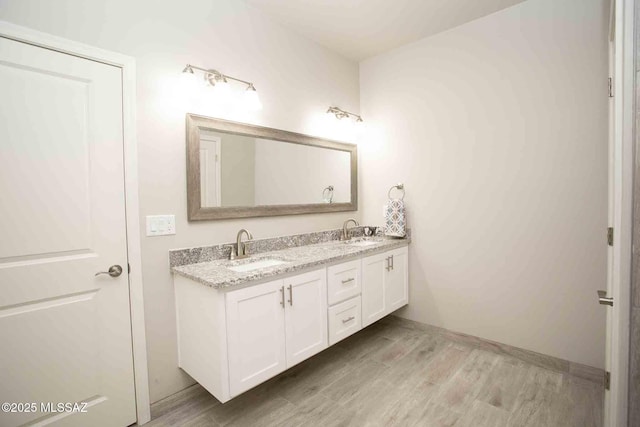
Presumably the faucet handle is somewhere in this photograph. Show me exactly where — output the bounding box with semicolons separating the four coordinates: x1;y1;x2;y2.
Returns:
226;244;237;260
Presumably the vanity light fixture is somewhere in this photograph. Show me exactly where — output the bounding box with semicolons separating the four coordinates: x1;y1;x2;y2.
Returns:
326;106;363;123
181;64;262;111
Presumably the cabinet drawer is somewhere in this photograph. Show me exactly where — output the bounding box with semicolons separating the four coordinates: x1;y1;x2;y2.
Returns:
328;296;362;345
327;259;361;305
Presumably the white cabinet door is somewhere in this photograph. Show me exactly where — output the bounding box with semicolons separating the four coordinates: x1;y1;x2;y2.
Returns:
284;269;328;367
226;279;286;396
362;247;409;327
385;246;409;313
362;252;388;327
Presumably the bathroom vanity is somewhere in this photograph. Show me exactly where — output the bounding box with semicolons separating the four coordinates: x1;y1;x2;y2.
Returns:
171;233;408;403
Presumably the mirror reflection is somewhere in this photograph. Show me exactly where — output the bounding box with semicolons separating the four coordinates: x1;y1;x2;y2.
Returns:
198;130;352;208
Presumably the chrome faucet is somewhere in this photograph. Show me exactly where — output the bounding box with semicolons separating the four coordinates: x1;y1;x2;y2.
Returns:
341;218;359;241
231;229;253;260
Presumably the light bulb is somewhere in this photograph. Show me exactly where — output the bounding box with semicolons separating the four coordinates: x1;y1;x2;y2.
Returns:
354;117;365;138
180;65;198;92
342;116;355;133
244;85;262;111
212;78;232;104
213;80;231;96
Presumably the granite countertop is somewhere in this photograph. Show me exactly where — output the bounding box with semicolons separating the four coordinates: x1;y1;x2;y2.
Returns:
171;236;409;289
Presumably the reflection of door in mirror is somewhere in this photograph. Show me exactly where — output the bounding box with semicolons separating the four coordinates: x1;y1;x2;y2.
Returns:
199;132;221;207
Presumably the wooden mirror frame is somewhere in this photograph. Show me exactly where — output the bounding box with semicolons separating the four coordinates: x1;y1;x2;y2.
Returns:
186;114;358;220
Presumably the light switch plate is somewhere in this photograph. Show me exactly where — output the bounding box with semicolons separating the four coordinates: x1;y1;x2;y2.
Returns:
146;215;176;236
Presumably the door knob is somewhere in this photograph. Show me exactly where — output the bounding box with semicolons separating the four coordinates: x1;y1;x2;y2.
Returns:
597;290;614;306
95;265;123;278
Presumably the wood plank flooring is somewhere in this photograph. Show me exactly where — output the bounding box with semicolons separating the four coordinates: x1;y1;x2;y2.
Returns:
145;318;603;427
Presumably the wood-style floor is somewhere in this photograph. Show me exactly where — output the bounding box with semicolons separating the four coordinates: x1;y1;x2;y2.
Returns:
146;317;603;427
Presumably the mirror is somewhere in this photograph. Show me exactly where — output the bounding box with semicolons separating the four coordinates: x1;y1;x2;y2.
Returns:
186;114;358;220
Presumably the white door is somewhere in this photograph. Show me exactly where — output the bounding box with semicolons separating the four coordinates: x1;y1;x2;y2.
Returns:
604;0;633;424
603;0;615;419
226;279;286;396
284;269;328;367
199;133;221;207
0;37;136;427
362;252;387;327
385;247;408;313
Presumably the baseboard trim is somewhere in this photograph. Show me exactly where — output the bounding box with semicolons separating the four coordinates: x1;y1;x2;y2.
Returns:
381;315;605;386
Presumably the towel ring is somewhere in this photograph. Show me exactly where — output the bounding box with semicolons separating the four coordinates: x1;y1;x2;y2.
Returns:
323;185;334;203
388;183;405;200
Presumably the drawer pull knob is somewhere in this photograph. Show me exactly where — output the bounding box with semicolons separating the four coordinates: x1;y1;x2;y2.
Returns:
342;316;355;324
341;278;355;284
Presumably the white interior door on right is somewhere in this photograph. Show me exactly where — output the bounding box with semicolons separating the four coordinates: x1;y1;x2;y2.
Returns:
603;0;633;424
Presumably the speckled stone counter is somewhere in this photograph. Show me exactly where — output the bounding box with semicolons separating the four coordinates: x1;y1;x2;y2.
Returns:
171;234;409;290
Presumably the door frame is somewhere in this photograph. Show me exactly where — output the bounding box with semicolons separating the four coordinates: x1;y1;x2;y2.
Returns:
606;0;634;425
199;133;222;207
0;21;151;425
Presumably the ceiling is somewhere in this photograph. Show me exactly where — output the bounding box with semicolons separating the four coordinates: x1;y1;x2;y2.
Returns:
246;0;526;61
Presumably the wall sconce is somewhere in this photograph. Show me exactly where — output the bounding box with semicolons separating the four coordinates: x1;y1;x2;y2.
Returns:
181;64;262;111
326;106;363;123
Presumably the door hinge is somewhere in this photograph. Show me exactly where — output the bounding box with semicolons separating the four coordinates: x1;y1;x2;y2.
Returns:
608;77;614;97
607;227;614;246
128;263;131;274
604;371;611;390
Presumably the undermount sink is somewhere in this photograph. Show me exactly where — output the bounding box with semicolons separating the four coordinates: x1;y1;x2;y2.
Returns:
347;240;379;247
227;258;288;273
343;238;383;247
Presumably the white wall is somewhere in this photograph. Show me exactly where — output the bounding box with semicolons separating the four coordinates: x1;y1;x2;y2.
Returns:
254;139;351;205
360;0;609;368
0;0;360;402
0;0;610;403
